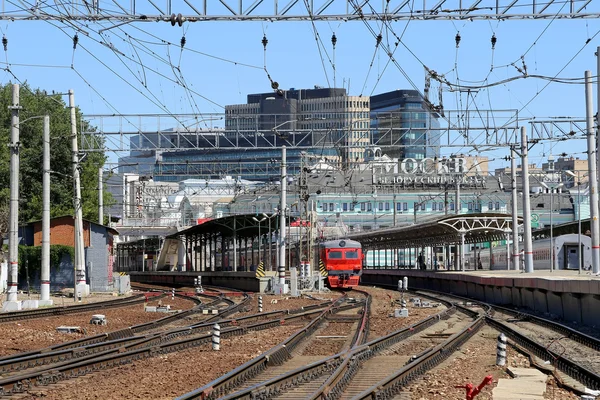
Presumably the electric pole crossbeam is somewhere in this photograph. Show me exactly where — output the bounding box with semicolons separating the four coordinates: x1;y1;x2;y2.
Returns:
3;0;600;20
83;109;529;153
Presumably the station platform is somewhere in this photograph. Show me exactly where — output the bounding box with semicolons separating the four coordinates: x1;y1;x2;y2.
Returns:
362;268;600;327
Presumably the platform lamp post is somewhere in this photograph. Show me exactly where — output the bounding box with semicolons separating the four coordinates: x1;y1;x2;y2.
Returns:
540;181;563;272
565;170;583;273
252;216;266;268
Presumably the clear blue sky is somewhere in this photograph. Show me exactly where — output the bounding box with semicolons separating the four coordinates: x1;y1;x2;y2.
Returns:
0;15;596;169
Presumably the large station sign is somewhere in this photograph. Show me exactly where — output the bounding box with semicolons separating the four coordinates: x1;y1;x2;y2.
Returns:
377;157;488;188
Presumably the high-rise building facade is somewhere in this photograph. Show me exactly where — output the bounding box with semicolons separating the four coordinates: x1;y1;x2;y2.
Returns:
370;89;441;160
225;87;370;167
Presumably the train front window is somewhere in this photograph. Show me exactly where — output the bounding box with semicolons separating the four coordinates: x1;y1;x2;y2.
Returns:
345;251;359;259
328;251;343;259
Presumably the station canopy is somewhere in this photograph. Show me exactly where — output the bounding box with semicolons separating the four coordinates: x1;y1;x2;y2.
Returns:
348;213;522;249
169;213;279;239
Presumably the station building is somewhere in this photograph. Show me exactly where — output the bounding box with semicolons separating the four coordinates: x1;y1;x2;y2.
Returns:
20;216;118;292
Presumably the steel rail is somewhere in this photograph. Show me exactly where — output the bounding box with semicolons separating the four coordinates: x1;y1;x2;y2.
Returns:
307;298;462;400
415;288;600;352
0;300;334;396
0;294;151;323
212;296;456;400
0;292;222;375
177;295;351;400
351;317;485;399
486;317;600;391
416;289;600;392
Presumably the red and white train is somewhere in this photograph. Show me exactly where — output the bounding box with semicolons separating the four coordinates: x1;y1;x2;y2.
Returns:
319;239;363;288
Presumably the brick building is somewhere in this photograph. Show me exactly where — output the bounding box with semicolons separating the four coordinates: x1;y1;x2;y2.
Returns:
22;216;118;292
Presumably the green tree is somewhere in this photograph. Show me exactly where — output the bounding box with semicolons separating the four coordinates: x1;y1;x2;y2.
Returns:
0;83;112;244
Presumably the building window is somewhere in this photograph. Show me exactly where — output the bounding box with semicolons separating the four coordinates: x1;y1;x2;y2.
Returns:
343;203;348;212
367;203;372;211
432;202;437;211
495;201;500;210
439;202;444;210
385;202;390;211
361;202;366;211
403;202;408;211
329;203;334;212
468;202;473;210
488;201;493;210
396;203;402;211
450;202;455;211
414;202;420;211
378;202;383;211
322;203;327;212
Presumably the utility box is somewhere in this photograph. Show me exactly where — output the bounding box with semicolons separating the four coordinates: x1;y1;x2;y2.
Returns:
394;308;409;318
90;314;107;325
289;267;299;297
113;274;131;294
57;326;83;334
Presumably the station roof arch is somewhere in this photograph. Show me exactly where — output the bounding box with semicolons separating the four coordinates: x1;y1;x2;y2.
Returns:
348;213;522;249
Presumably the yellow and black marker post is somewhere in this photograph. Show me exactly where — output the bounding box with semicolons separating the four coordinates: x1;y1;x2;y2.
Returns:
319;259;327;277
255;261;266;278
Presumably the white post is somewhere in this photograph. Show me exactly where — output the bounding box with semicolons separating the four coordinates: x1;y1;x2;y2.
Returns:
460;231;466;272
520;126;534;273
277;146;288;293
40;116;52;306
505;232;510;271
212;323;221;351
258;295;263;312
171;288;175;300
586;70;600;274
6;84;21;309
69;90;87;298
496;333;507;366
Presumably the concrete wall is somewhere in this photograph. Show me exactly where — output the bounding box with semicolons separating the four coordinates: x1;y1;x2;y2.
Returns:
362;269;600;328
130;271;261;292
85;224;112;292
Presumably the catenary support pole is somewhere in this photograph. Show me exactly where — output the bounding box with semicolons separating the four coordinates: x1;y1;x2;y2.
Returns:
455;181;460;271
40;116;52;306
69;90;87;298
98;168;103;225
520;126;534;273
597;48;600;215
586;70;600;273
278;146;288;293
510;146;520;271
6;84;21;308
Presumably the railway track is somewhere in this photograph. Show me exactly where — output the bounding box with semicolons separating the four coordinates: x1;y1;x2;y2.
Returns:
0;294;151;323
0;293;337;397
177;290;369;400
181;290;488;400
416;289;600;394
